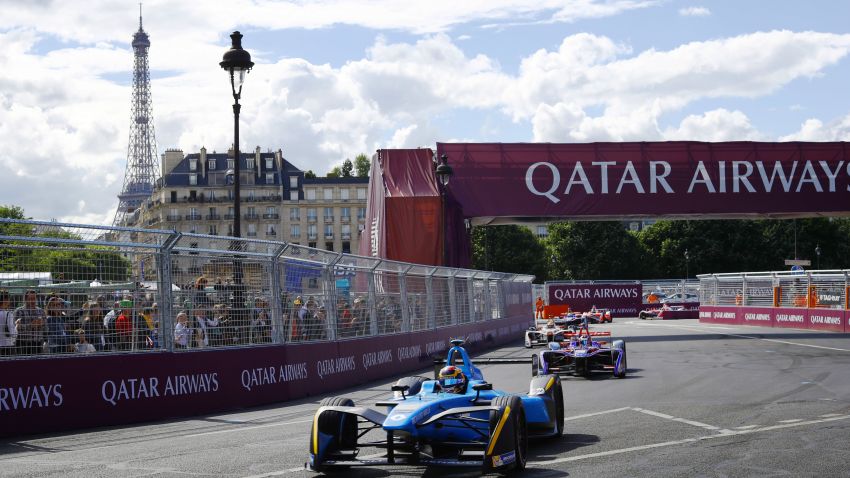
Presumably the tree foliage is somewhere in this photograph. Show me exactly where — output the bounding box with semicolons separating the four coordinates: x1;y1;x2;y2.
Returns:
546;222;646;281
0;205;131;282
470;225;548;280
304;170;317;179
354;153;371;177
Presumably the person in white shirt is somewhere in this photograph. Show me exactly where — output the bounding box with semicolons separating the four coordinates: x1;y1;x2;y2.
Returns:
74;329;96;354
174;312;191;349
0;290;16;356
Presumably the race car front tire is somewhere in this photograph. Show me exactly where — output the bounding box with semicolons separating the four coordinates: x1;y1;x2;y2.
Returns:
531;353;540;377
311;396;358;471
486;395;528;472
612;340;627;378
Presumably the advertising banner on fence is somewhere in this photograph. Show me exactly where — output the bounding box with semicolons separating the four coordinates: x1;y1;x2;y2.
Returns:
701;305;846;332
0;315;532;439
437;142;850;221
548;283;642;316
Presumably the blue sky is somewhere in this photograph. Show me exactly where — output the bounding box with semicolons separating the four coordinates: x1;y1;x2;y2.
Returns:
0;0;849;224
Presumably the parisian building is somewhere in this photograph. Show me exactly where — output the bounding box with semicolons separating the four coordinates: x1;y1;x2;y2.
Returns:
128;146;368;257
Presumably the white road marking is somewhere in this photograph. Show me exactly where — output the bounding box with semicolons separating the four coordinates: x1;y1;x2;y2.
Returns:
631;407;731;434
185;418;314;438
778;418;804;423
564;407;631;421
820;413;842;418
531;413;850;467
734;425;758;430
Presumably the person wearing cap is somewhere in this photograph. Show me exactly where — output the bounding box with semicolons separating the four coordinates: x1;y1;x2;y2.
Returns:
115;300;134;351
0;290;16;356
14;290;46;355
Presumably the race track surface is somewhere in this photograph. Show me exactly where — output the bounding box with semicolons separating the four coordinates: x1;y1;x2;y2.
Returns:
2;319;850;477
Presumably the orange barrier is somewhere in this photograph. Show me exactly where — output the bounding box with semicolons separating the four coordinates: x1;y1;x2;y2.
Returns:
543;304;570;318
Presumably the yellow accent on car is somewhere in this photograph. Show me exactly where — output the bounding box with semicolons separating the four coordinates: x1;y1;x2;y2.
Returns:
545;376;555;391
312;408;321;454
487;405;512;455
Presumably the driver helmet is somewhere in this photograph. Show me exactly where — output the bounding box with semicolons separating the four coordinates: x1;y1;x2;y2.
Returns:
438;365;468;394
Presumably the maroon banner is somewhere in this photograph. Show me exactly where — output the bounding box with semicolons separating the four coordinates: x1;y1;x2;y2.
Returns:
740;307;775;327
806;309;845;332
437;142;850;221
701;306;847;333
697;305;742;324
548;283;642;316
0;315;532;439
773;307;807;329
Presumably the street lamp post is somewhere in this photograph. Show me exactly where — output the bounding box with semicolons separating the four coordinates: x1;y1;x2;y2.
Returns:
815;244;821;270
434;154;454;266
220;31;253;282
684;248;690;281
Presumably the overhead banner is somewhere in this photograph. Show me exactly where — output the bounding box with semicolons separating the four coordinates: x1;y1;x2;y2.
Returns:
437;142;850;220
547;283;642;316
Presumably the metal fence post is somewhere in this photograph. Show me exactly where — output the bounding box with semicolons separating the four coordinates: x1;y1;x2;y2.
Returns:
399;265;412;333
448;270;459;326
482;278;492;321
269;244;288;344
468;275;476;322
425;268;436;329
322;253;343;341
158;232;180;352
368;262;380;335
742;273;748;306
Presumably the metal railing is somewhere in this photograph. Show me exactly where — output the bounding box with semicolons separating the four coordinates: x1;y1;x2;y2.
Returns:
698;270;849;309
0;218;533;358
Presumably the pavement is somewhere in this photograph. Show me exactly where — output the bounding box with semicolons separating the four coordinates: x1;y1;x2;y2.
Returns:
2;319;850;477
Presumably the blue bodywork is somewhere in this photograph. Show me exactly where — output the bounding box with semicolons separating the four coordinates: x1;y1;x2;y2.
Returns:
307;340;563;472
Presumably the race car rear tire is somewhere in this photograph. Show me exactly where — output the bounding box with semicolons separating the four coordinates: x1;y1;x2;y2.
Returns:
317;396;358;451
392;376;429;398
486;395;527;472
531;354;540;377
553;381;564;437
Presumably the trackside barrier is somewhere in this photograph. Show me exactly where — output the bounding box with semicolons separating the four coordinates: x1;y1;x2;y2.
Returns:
0;218;534;438
698;270;849;333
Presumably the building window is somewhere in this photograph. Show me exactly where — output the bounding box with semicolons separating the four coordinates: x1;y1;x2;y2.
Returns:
266;173;274;184
308;242;317;249
209;224;217;235
341;207;351;221
324;224;333;239
341;224;351;240
357;188;366;200
324;207;333;221
290;224;301;238
289;176;298;188
266;206;277;217
308;224;317;239
290;190;299;201
290;208;300;221
357;207;366;220
208;159;216;170
342;242;351;254
246;158;255;169
248;191;255;201
266;224;276;236
189;207;198;219
325;242;334;251
189;174;197;185
170;191;177;203
307;208;317;221
227;224;234;236
536;226;548;238
324;188;333;200
306;189;316;200
247;224;257;237
208;190;215;201
189;159;197;171
227;159;234;170
265;157;273;169
340;188;350;200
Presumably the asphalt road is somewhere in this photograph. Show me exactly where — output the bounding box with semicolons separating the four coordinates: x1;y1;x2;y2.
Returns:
2;319;850;477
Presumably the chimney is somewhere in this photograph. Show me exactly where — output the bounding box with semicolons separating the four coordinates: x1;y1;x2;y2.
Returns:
162;148;184;177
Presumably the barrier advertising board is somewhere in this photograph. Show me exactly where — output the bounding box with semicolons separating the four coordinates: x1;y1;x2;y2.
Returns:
0;315;532;439
548;283;642;316
700;305;846;333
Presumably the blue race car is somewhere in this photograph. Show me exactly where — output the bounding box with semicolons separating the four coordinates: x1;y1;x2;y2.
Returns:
307;339;565;474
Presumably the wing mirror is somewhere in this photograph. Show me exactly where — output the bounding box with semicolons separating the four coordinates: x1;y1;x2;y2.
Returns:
471;382;492;402
391;384;410;400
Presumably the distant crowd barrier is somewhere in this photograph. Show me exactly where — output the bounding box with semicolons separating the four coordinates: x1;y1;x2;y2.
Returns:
698;271;850;332
0;218;534;437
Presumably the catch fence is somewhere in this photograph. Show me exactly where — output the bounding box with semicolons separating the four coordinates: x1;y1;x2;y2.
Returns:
0;218;533;358
698;270;850;309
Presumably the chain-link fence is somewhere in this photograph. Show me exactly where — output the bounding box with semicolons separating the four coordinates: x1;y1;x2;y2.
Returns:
0;218;534;358
699;270;850;309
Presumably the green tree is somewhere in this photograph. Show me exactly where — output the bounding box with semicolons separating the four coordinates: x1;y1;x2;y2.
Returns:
327;167;341;178
471;225;548;281
354;153;371;177
547;221;646;280
304;170;317;179
341;159;354;178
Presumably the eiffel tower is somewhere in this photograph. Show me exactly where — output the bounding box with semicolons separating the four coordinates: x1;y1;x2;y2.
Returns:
113;5;159;226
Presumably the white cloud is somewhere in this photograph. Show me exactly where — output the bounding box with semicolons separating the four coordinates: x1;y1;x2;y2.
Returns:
779;115;850;141
663;109;765;141
679;6;711;17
